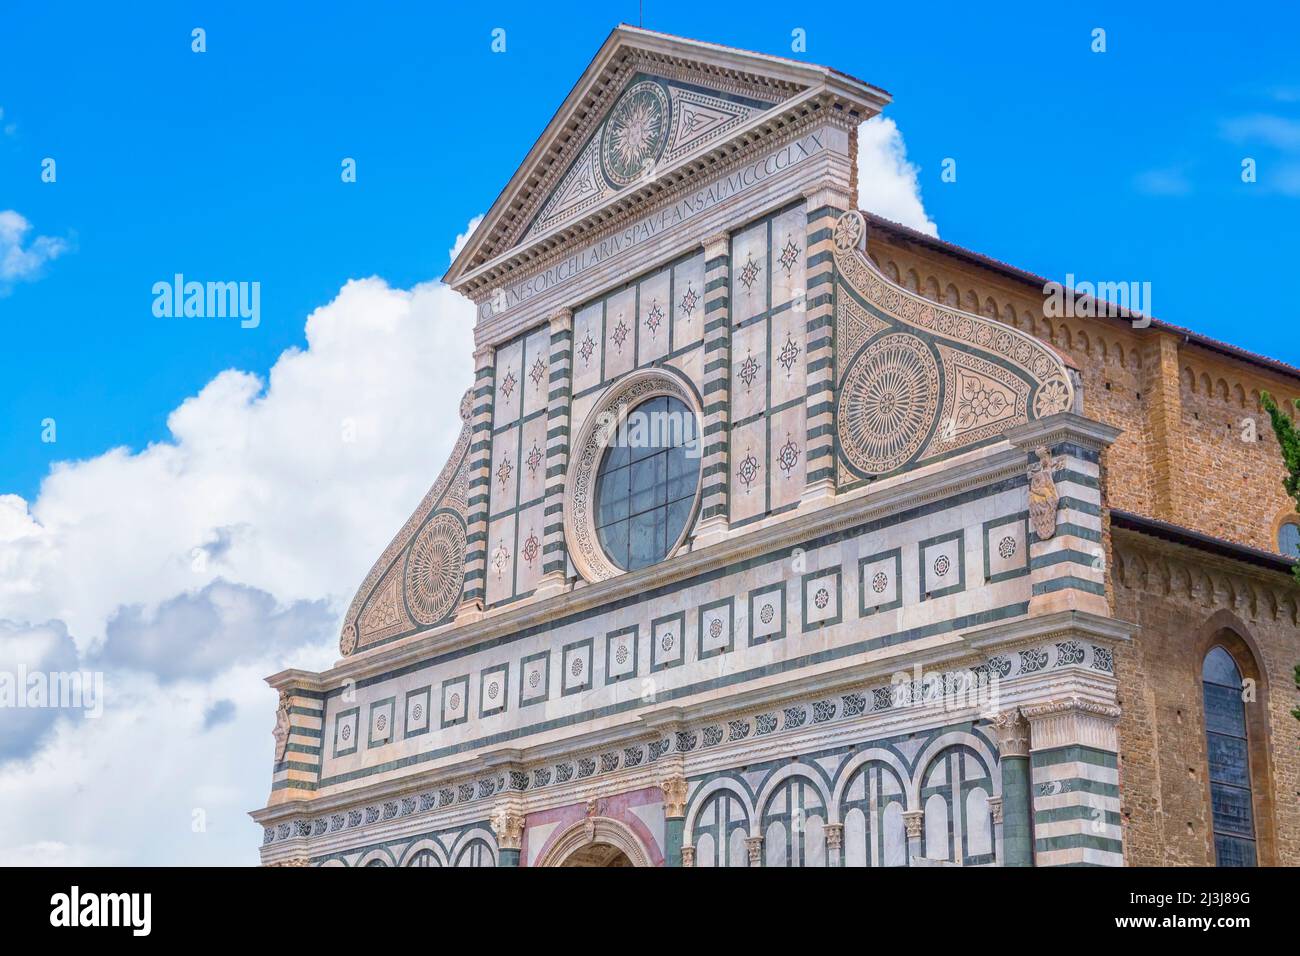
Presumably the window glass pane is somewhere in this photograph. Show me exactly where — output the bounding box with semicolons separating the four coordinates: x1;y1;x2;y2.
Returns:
1214;834;1257;868
594;395;700;569
598;520;628;570
1203;683;1246;737
1211;783;1255;837
1279;521;1300;557
1206;733;1250;788
627;511;659;570
1202;646;1241;687
596;465;629;527
629;455;664;514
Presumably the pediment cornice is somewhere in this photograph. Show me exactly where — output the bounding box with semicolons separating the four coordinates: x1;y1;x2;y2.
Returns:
443;25;889;294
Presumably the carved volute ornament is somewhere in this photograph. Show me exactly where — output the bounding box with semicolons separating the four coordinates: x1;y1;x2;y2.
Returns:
490;803;526;851
272;690;292;762
993;707;1031;758
902;809;924;840
1027;446;1066;540
660;775;689;819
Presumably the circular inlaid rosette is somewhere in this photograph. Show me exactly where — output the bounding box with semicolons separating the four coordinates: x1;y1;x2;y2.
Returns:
837;332;940;476
600;81;670;187
403;511;466;626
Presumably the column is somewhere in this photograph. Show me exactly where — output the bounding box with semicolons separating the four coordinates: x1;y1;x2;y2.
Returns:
536;309;573;597
993;708;1033;867
693;232;732;548
800;185;850;507
1024;696;1124;866
824;823;844;867
490;802;524;867
746;835;764;868
660;774;688;868
459;345;496;618
902;810;924;863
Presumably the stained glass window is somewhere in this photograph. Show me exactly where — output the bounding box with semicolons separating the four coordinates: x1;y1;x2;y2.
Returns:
1202;646;1256;867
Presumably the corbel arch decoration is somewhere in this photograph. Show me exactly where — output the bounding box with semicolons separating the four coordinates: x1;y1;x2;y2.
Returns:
831;212;1076;483
563;366;705;583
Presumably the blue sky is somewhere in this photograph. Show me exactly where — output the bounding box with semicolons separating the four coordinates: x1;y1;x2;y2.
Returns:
0;0;1297;867
3;2;1299;500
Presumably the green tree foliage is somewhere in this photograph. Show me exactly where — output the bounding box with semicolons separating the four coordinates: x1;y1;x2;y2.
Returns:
1260;391;1300;585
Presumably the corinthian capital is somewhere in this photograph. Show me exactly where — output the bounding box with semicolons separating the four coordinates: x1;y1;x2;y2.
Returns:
490;802;525;851
659;775;689;819
993;707;1031;758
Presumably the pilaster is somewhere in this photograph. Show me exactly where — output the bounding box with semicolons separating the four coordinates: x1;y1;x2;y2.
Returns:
660;774;688;868
1024;696;1124;867
694;231;733;548
460;345;497;618
267;677;325;806
1007;412;1120;617
1141;331;1184;522
800;185;849;507
537;309;574;597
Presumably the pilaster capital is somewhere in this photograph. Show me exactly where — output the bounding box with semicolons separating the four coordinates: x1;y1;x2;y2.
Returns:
988;796;1004;825
823;822;844;851
702;232;730;260
746;835;764;866
490;801;526;851
992;708;1031;758
681;845;695;867
549;308;573;335
902;810;924;840
659;774;689;819
473;344;496;370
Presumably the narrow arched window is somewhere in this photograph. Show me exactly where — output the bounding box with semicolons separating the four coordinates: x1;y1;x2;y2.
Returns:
1202;646;1256;866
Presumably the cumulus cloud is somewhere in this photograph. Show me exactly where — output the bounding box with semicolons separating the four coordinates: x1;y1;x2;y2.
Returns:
97;580;333;683
0;225;480;863
202;699;237;731
0;210;69;293
0;620;82;762
856;117;938;237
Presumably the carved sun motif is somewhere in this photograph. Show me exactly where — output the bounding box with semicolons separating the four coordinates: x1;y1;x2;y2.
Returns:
601;82;669;186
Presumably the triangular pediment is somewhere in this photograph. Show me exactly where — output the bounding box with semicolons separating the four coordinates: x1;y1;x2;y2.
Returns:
444;25;889;289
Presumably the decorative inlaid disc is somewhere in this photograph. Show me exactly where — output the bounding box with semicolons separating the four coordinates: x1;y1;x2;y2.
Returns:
601;81;670;187
838;332;940;475
404;512;466;626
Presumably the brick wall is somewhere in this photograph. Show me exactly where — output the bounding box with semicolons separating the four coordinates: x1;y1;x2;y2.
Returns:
866;229;1300;557
1111;529;1300;866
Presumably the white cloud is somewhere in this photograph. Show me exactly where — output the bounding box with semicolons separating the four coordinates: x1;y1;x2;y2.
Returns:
1220;113;1300;152
856;117;938;237
1133;166;1193;197
0;235;479;863
0;210;69;293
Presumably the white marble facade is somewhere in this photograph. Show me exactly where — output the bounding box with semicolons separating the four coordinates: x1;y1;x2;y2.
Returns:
255;27;1127;869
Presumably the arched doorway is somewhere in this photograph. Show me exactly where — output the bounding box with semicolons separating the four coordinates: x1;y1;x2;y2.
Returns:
536;816;653;867
558;843;635;867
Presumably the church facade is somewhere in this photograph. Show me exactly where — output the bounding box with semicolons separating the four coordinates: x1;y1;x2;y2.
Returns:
253;27;1300;867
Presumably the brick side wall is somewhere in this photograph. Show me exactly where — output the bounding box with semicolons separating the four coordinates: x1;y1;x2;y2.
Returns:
1111;530;1300;866
866;232;1300;556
